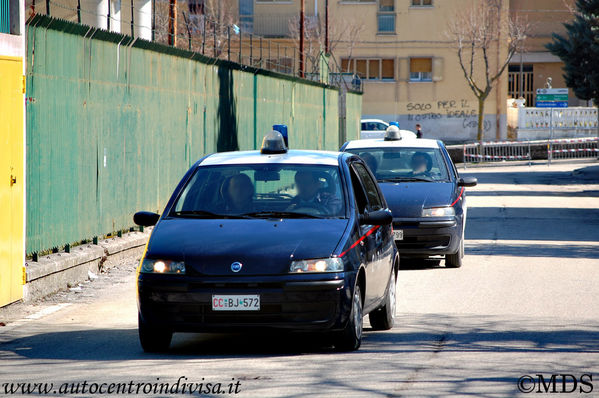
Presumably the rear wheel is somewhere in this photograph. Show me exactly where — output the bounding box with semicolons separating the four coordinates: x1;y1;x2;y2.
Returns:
369;269;396;330
138;314;172;353
334;284;363;351
445;237;464;268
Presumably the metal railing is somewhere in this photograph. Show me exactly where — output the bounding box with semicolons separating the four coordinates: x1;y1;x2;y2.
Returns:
547;137;599;163
463;141;532;168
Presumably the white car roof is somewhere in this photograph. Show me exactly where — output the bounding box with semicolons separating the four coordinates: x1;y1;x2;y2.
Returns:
344;138;440;150
200;149;341;167
360;119;389;124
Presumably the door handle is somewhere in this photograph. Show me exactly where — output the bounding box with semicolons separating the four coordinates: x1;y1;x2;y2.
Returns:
10;175;16;186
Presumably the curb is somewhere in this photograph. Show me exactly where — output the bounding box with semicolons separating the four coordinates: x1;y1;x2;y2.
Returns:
23;228;152;303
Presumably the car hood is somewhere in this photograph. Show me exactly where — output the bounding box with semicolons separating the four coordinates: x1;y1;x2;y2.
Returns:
379;182;455;218
146;218;349;276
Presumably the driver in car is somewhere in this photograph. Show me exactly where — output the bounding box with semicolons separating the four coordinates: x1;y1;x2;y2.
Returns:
408;152;433;177
288;171;342;216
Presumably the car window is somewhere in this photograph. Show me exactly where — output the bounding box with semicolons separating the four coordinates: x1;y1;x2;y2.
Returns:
349;167;368;214
349;147;450;182
361;122;367;130
171;164;346;218
352;163;384;211
375;123;388;131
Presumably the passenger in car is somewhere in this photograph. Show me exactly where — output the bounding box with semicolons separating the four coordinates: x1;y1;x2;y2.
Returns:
288;171;342;215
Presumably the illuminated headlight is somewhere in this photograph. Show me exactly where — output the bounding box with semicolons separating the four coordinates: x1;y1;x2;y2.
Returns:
141;259;186;274
289;258;344;273
422;207;455;217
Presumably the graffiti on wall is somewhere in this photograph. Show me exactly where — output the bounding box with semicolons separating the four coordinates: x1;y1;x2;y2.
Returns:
405;99;492;132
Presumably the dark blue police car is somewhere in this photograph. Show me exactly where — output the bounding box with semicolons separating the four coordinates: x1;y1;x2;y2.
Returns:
341;131;477;268
133;132;398;352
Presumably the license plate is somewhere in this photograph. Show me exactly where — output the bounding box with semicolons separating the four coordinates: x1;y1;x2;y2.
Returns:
212;295;260;311
393;230;404;241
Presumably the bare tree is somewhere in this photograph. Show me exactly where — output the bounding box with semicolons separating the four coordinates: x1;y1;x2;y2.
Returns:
447;0;529;141
288;15;365;77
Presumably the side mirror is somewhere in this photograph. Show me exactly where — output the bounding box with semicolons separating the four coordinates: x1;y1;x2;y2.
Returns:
458;177;478;187
359;209;393;226
134;211;160;227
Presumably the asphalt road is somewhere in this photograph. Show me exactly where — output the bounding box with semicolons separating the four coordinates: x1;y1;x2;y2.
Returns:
1;161;598;397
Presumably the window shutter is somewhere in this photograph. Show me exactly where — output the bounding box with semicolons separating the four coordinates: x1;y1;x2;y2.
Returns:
410;57;432;73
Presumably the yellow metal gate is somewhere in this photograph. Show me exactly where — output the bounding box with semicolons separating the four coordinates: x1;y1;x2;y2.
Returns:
0;55;24;307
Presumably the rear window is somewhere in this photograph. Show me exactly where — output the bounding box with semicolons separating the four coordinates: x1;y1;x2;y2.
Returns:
347;147;450;182
171;164;346;218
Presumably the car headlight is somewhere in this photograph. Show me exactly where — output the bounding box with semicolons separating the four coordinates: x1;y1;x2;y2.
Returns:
289;258;344;273
141;259;186;274
422;207;455;217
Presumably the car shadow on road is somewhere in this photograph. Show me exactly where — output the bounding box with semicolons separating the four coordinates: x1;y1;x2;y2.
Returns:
2;313;599;362
399;259;444;271
0;328;341;361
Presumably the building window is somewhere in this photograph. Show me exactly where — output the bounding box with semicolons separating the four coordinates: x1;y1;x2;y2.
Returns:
410;57;432;81
377;0;395;33
508;64;534;106
239;0;254;32
411;0;432;6
342;58;395;80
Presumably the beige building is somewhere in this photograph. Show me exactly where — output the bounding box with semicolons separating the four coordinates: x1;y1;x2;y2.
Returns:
508;0;583;107
241;0;512;142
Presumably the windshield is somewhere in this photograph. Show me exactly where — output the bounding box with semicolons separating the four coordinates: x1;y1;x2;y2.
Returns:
347;147;450;182
170;164;346;219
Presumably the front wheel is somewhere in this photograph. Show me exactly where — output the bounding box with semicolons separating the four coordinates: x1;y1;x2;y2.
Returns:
369;269;396;330
445;237;464;268
138;314;172;353
334;284;363;351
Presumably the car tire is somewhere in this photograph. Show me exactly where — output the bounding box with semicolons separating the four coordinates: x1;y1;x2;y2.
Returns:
369;269;396;330
446;237;464;268
334;284;363;352
138;313;172;353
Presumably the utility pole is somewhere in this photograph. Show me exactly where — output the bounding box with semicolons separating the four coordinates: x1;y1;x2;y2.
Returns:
299;0;305;78
168;0;177;46
325;0;329;54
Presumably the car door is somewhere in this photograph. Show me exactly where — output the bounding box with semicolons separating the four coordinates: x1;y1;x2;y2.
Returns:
351;162;394;309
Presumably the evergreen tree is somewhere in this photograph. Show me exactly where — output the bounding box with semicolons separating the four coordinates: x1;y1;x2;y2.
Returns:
547;0;599;105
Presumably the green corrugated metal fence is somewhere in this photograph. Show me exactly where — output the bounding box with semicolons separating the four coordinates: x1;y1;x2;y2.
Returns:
25;15;362;255
0;0;9;33
346;92;362;142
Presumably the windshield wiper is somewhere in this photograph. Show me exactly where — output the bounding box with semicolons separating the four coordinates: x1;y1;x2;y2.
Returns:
241;211;322;219
378;176;433;183
170;210;249;219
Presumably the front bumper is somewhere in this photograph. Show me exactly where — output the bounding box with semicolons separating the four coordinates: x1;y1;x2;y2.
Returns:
138;272;355;333
393;216;461;257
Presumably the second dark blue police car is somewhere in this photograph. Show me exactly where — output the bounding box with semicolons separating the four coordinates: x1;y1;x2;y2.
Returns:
341;127;477;268
133;131;399;352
